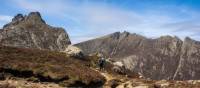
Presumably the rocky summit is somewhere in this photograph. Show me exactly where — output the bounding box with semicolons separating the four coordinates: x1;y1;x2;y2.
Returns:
75;31;200;80
0;12;71;51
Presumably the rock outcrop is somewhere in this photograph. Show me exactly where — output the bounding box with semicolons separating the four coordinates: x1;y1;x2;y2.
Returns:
75;31;200;80
63;45;84;58
0;12;71;51
112;61;126;75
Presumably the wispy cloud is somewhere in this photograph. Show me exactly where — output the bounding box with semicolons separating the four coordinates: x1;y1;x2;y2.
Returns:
0;15;12;28
6;0;200;43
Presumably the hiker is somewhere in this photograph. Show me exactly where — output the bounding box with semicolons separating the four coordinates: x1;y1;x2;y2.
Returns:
98;56;106;71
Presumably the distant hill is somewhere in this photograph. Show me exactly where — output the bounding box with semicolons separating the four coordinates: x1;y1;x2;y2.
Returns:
0;12;71;51
75;31;200;80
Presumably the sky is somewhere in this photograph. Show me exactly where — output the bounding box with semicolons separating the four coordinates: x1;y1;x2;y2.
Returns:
0;0;200;44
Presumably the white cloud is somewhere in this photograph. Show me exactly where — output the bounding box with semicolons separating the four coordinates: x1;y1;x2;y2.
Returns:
0;15;12;28
10;0;200;43
0;15;12;22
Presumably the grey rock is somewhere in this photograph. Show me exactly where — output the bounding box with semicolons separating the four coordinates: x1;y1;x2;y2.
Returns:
0;12;71;51
63;45;84;58
112;61;126;75
75;32;200;80
12;14;24;23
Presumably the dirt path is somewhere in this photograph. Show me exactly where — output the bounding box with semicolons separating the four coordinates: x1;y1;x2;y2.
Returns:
92;68;116;81
101;72;115;82
92;68;125;88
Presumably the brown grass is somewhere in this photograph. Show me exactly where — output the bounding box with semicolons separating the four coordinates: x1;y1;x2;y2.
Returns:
0;45;105;87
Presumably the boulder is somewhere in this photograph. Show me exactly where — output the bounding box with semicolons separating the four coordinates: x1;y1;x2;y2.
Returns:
112;61;126;75
63;45;84;58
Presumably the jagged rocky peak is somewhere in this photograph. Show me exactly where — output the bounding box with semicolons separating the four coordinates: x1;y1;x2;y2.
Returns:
122;31;130;35
26;12;46;24
12;13;24;22
183;36;200;45
3;12;46;29
28;12;42;18
0;12;71;51
109;31;143;40
184;36;194;43
158;35;177;40
185;36;192;40
120;31;130;38
182;36;200;50
159;35;174;39
157;35;182;43
109;32;120;39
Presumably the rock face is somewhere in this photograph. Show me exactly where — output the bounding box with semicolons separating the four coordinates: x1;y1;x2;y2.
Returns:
75;31;200;80
0;12;71;51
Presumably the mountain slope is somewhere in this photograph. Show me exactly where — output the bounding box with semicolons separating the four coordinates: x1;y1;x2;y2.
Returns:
0;45;105;87
75;31;200;80
0;12;71;51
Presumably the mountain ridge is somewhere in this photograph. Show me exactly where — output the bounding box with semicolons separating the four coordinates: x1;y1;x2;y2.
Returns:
75;31;200;80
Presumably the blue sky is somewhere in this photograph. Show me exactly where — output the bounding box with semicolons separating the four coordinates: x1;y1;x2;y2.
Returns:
0;0;200;43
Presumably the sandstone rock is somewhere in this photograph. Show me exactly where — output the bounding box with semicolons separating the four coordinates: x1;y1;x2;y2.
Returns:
0;12;71;51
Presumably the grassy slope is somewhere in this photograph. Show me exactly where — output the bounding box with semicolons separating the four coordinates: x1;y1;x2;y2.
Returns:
0;46;105;87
